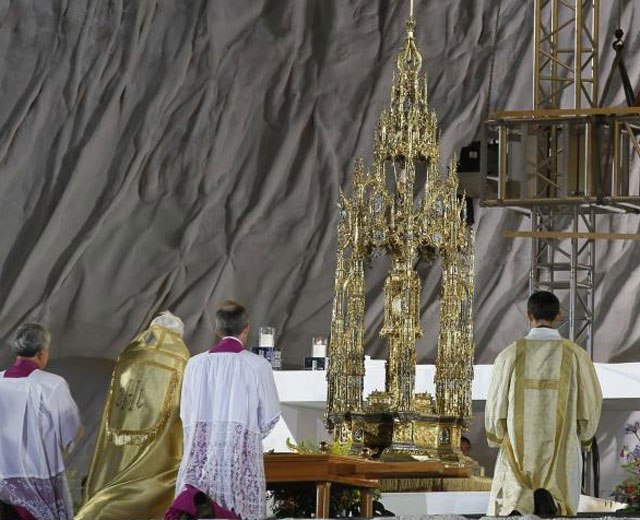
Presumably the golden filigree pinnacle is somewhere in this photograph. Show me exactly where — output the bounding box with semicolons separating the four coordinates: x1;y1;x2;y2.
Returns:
327;2;475;452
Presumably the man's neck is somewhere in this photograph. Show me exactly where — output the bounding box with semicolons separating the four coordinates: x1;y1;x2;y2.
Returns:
532;321;556;329
209;336;245;354
16;356;43;369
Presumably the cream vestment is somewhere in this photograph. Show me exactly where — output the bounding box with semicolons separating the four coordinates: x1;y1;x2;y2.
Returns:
485;327;602;515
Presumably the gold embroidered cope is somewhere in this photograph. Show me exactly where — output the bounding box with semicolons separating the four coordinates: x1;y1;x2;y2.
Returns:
76;326;190;520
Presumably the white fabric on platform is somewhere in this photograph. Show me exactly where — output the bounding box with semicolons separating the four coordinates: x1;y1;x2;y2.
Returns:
379;491;624;516
176;350;281;520
270;359;640;406
0;370;82;519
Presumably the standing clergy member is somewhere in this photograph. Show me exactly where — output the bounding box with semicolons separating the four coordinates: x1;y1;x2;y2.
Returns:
76;311;190;520
173;300;281;520
485;291;602;516
0;323;82;520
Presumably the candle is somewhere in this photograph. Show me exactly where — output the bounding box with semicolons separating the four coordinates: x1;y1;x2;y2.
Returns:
312;336;328;358
259;326;275;347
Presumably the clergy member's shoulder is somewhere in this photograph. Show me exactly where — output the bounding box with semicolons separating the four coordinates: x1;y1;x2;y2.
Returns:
239;349;273;370
562;338;593;361
186;350;272;371
29;369;71;392
494;341;519;364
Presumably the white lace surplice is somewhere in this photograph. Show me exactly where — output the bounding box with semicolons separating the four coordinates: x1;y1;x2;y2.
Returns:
176;351;281;520
0;370;82;520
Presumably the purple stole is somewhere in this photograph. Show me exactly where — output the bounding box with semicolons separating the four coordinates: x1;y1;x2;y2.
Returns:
164;484;239;520
3;359;39;378
208;337;244;354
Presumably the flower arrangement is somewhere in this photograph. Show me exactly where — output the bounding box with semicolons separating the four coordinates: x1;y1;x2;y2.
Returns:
612;421;640;509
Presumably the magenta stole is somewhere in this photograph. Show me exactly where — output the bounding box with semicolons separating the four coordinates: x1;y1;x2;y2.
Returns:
3;359;39;378
164;484;239;520
208;337;244;354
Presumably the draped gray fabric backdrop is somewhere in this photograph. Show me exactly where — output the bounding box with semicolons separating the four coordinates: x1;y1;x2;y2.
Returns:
1;1;639;368
1;0;640;491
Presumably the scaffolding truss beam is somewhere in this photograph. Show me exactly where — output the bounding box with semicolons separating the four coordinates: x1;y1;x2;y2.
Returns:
528;206;596;354
503;230;640;240
534;0;599;110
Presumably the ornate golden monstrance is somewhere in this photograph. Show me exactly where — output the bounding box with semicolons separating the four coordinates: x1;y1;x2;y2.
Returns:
326;2;475;463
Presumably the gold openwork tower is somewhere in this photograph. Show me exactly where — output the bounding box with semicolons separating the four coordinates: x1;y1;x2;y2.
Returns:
326;4;475;460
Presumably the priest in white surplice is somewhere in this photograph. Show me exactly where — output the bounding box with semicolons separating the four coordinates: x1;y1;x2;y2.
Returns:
0;323;83;520
173;301;281;520
486;291;602;516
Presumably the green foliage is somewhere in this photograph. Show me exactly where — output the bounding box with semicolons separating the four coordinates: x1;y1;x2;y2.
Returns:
329;440;353;456
275;439;389;517
285;437;353;455
269;485;387;518
285;438;321;453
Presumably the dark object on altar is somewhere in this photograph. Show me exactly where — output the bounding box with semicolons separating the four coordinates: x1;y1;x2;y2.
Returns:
250;346;282;370
304;356;327;370
250;346;273;361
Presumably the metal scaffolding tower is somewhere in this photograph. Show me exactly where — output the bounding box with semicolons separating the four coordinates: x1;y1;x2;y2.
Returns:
534;0;599;110
482;0;640;358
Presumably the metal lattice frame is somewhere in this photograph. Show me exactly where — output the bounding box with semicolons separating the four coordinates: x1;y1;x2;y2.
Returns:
529;205;596;355
483;108;640;353
531;0;598;353
534;0;599;110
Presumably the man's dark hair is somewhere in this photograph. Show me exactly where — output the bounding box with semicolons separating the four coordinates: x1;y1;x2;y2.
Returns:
13;323;50;357
215;300;248;337
527;291;560;322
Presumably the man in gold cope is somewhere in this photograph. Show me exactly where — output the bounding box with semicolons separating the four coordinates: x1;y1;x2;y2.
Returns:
485;291;602;516
76;311;190;520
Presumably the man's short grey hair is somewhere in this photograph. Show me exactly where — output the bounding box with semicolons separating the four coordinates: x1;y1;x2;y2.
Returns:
215;300;248;337
13;323;51;357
